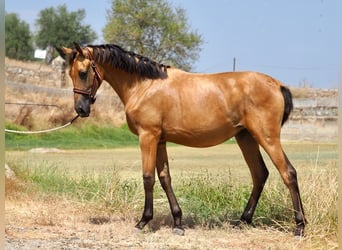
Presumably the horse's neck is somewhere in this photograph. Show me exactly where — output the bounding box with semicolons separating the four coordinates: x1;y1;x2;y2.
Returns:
103;66;141;106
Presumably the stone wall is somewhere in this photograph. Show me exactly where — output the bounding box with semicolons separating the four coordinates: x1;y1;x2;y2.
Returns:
281;97;338;142
5;57;68;87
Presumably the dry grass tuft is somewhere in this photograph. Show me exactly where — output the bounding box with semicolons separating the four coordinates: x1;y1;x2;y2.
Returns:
5;177;24;198
302;162;337;238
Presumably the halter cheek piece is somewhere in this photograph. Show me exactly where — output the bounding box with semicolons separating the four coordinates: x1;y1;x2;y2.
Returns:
73;47;103;104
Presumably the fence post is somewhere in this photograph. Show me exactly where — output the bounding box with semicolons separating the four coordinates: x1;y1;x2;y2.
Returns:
233;57;236;72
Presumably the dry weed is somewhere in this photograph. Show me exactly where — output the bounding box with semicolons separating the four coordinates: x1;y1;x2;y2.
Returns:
13;106;33;128
7;194;335;249
6;81;126;129
5;177;25;199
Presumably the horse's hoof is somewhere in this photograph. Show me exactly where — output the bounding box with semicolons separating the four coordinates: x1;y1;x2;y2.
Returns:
294;225;305;238
172;227;185;236
232;220;250;230
294;235;304;241
232;221;242;229
134;227;143;234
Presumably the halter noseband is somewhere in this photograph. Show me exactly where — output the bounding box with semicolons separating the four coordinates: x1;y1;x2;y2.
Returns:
73;47;103;104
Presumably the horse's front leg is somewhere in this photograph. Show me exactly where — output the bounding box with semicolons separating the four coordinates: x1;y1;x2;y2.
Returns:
156;141;184;235
135;132;158;230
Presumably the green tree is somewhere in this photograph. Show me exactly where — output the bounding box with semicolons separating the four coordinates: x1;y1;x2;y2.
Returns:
103;0;203;71
35;4;97;50
5;13;33;60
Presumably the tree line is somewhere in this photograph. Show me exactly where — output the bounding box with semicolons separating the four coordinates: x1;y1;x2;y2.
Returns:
5;0;203;71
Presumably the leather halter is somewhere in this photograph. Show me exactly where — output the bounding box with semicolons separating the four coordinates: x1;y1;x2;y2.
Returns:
73;47;103;104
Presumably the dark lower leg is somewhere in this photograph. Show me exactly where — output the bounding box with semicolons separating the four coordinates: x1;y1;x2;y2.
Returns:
156;143;183;232
266;146;306;236
239;179;268;225
159;174;183;229
135;175;155;230
240;186;266;224
236;131;269;225
291;190;306;236
283;155;307;236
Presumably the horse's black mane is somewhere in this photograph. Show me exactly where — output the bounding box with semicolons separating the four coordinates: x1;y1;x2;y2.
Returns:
87;44;169;80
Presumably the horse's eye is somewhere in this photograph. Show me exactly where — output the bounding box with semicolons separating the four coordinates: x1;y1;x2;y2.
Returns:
78;71;88;80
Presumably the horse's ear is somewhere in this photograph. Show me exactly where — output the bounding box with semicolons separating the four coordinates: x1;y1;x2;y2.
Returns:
73;42;84;56
55;46;72;60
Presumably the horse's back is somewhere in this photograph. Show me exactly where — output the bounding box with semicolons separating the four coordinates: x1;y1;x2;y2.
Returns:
126;69;286;147
152;70;283;147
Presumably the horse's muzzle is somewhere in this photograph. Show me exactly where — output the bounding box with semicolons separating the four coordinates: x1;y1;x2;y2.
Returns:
75;98;91;117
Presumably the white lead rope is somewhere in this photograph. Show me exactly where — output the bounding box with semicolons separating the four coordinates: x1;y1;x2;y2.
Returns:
5;115;79;134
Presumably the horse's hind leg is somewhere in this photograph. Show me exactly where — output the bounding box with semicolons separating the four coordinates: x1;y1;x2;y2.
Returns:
156;141;184;235
251;129;306;236
279;149;307;236
235;129;269;225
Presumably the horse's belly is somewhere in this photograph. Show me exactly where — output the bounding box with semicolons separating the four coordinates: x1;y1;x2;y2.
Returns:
164;124;242;147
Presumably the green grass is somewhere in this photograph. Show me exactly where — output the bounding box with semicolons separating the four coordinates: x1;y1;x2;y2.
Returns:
5;122;236;150
5;123;139;150
174;172;299;230
12;160;143;213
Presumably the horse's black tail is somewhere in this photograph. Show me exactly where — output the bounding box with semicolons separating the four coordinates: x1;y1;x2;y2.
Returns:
280;85;293;126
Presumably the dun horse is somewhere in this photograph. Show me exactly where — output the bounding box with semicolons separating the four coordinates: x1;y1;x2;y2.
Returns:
57;43;306;236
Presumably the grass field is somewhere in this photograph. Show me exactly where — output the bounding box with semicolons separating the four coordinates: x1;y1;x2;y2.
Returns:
5;142;337;249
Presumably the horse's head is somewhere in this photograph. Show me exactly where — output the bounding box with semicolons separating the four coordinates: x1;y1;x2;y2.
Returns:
56;43;103;117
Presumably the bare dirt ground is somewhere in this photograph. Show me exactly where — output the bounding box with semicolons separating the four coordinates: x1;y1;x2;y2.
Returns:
5;193;327;250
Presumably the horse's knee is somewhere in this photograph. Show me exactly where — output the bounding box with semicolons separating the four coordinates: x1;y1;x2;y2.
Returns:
143;174;155;190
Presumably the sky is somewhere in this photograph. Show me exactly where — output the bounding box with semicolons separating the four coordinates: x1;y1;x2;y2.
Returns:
5;0;342;89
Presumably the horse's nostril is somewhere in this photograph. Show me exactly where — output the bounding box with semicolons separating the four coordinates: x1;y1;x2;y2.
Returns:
78;106;84;113
75;105;90;117
75;97;91;117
